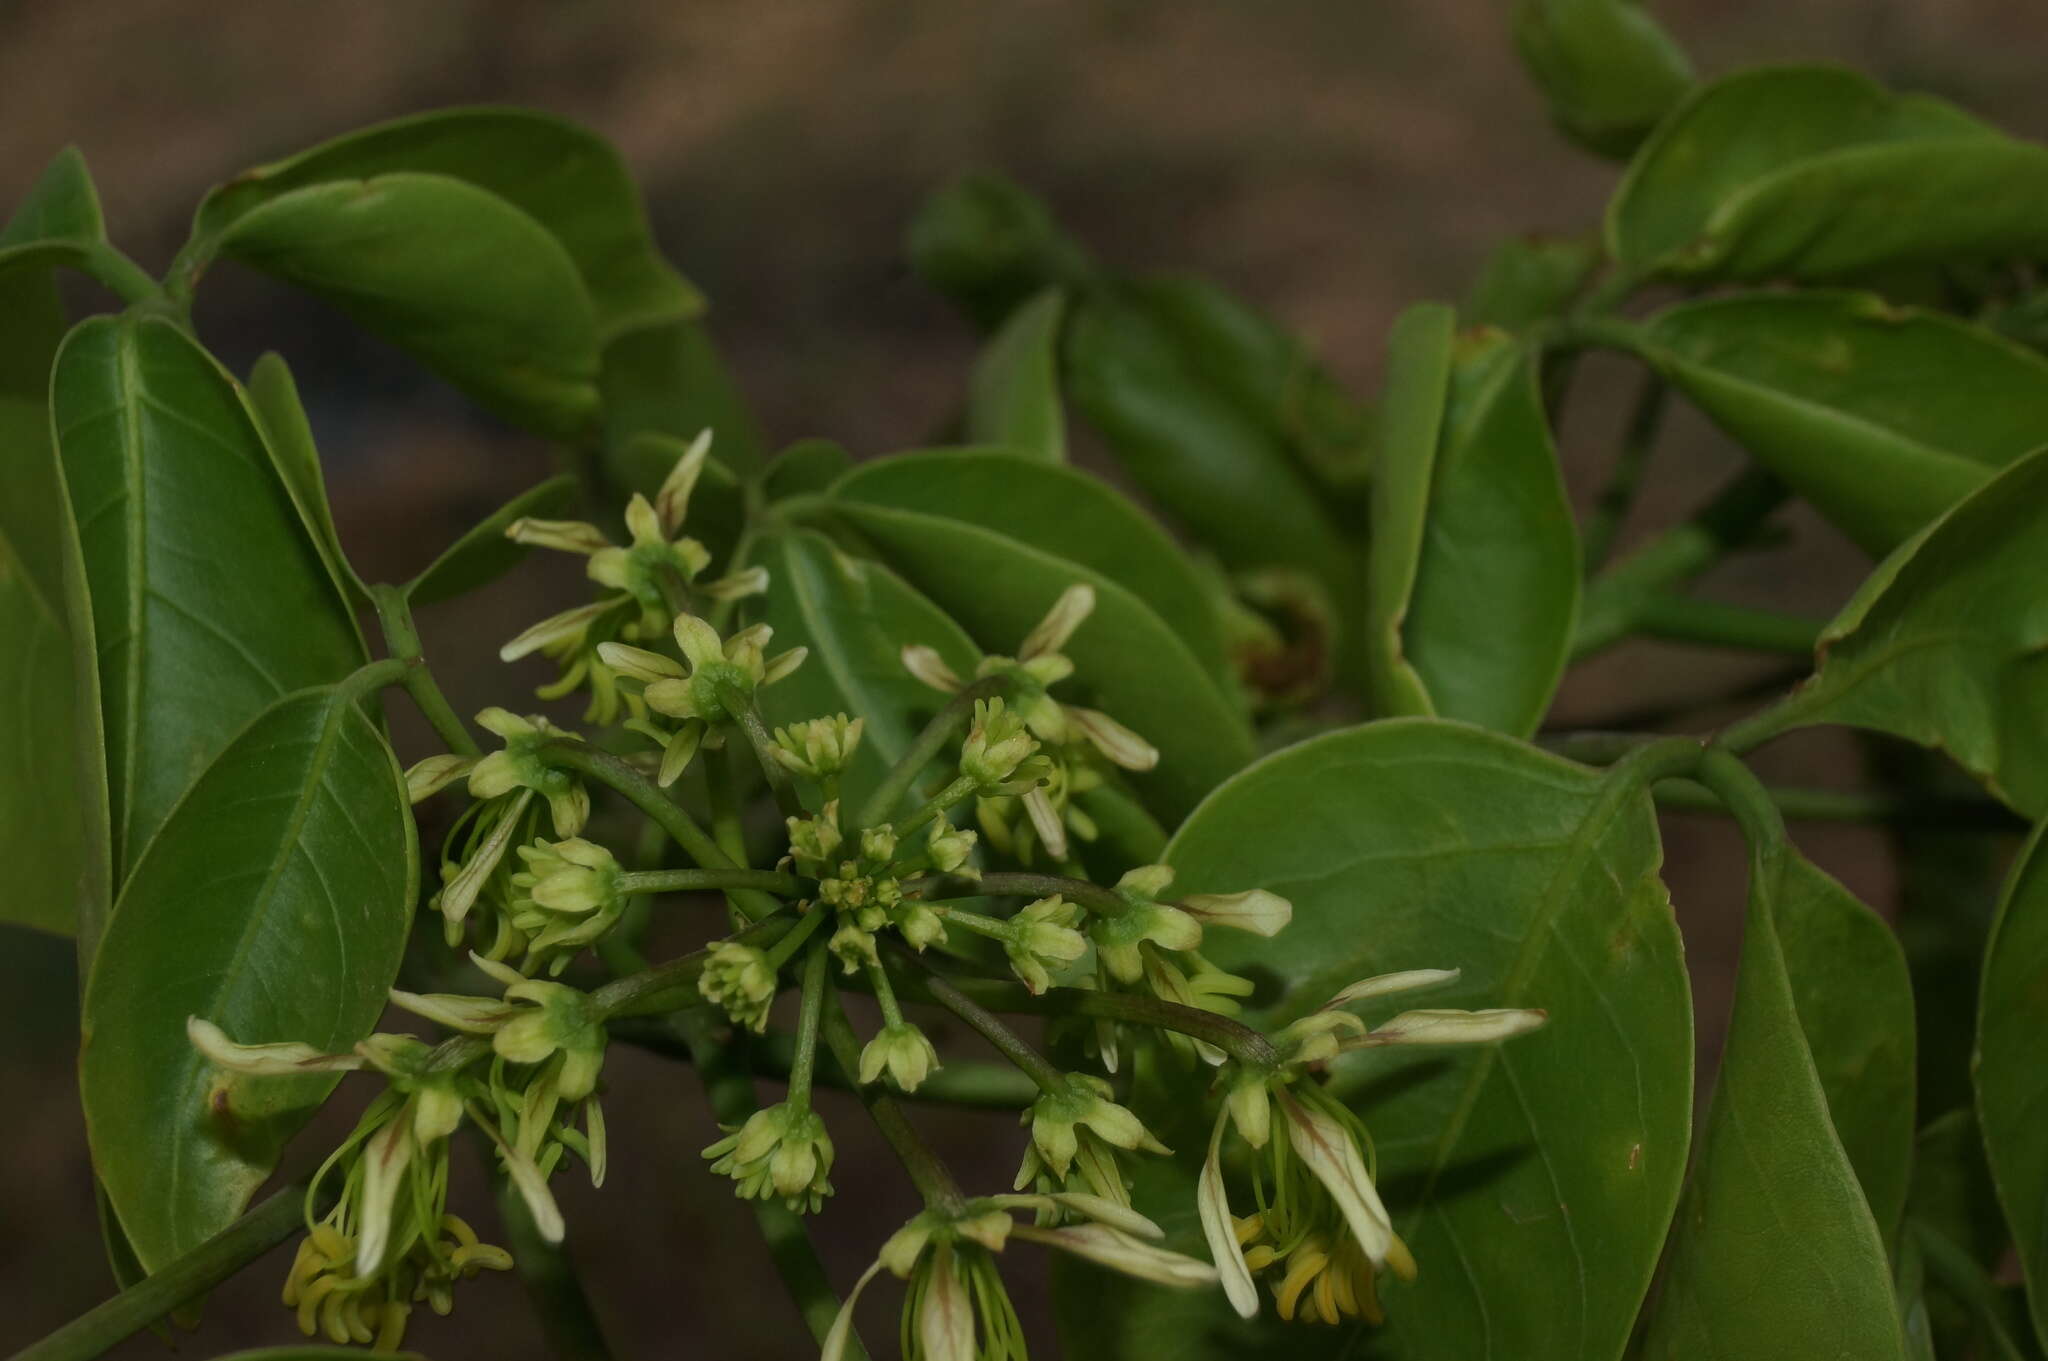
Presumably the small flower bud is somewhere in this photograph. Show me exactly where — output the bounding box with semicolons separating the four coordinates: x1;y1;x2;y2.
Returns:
828;921;880;975
925;821;977;875
860;824;899;866
960;698;1039;790
771;714;865;779
1004;896;1087;994
703;1102;835;1213
404;753;477;804
786;809;844;873
698;943;778;1034
1026;1074;1169;1182
859;1021;941;1093
1089;902;1203;985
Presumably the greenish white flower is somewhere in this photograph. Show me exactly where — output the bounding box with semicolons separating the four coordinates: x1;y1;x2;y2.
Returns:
703;1101;835;1213
1003;894;1087;994
698;942;779;1034
465;708;589;838
1024;1074;1168;1183
772;714;865;779
859;1021;941;1093
958;697;1040;791
507;837;628;974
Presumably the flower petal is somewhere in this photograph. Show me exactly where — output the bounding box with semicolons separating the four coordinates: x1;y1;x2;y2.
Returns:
1180;889;1292;937
387;990;514;1034
1020;583;1095;661
499;599;614;663
403;754;477;805
186;1017;361;1075
354;1117;414;1274
820;1254;886;1361
901;644;963;693
1199;1109;1261;1318
1279;1092;1393;1265
654;428;713;536
1320;967;1462;1010
1012;1223;1219;1289
596;642;686;682
918;1243;977;1361
1360;1007;1548;1046
1066;707;1158;771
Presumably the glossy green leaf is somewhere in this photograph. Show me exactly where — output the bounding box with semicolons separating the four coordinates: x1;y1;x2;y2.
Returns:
1977;821;2048;1351
761;438;853;503
81;683;416;1271
405;474;577;606
1462;233;1602;330
834;448;1233;689
51;314;365;876
750;529;981;810
966;288;1066;462
245;352;368;613
1762;446;2048;817
599;318;766;477
189;107;698;340
1640;838;1908;1361
1774;855;1918;1251
1512;0;1694;158
1063;287;1359;635
1608;66;1994;279
1154;721;1692;1361
1637;291;2048;554
0;268;83;936
906;172;1093;331
828;496;1254;822
0;146;106;281
211;174;600;438
1364;303;1455;718
1403;331;1578;736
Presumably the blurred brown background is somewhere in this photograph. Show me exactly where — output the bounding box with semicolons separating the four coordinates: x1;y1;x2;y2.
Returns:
3;1;2042;1356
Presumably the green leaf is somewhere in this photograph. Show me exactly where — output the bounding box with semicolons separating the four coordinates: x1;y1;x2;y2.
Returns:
1062;285;1360;662
51;314;365;877
1608;65;1997;280
1365;303;1455;718
1774;855;1918;1251
188;107;698;341
1158;721;1692;1361
405;474;577;606
1512;0;1694;158
1403;331;1579;736
762;438;854;503
1977;821;2048;1352
1900;1111;2034;1360
966;288;1066;462
827;492;1254;822
1635;292;2048;554
0;145;106;279
833;448;1234;689
81;683;416;1272
1461;233;1602;330
599;318;766;477
906;172;1093;331
750;529;981;810
1639;838;1909;1360
245;352;369;614
210;174;601;438
1761;446;2048;818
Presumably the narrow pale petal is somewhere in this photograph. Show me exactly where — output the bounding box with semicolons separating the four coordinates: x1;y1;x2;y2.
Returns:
596;642;686;682
469;951;529;990
586;1099;608;1188
1279;1093;1393;1264
1022;787;1068;861
654;428;713;535
820;1255;885;1361
1181;889;1292;937
763;647;808;685
186;1017;361;1075
503;517;611;555
673;614;725;669
473;1103;565;1243
702;565;770;601
1013;1223;1219;1288
658;725;702;787
1066;707;1159;771
1320;968;1462;1011
918;1244;977;1361
1199;1111;1261;1319
622;493;663;549
500;599;614;662
1020;583;1095;661
440;790;533;925
1360;1007;1548;1046
900;644;963;693
387;990;514;1034
404;754;477;805
354;1118;414;1274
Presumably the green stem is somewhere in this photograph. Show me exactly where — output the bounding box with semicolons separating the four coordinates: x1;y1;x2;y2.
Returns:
823;1000;966;1213
619;867;802;896
1691;747;1788;854
1581;372;1667;571
916;966;1067;1094
1572;467;1790;660
855;676;1007;831
370;584;481;757
8;1183;309;1361
898;773;981;839
720;684;803;819
1652;779;2024;831
1716;682;1828;757
1632;594;1824;656
786;942;831;1108
588;911;797;1019
537;741;781;920
82;243;164;308
705;740;750;867
960;871;1130;917
866;957;907;1029
497;1176;615;1361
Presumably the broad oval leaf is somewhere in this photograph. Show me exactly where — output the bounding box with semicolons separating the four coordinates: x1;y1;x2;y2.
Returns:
81;684;416;1271
833;448;1233;688
1976;821;2048;1352
1461;232;1602;331
405;474;577;606
1639;840;1909;1360
1512;0;1694;158
1637;292;2048;554
1364;302;1455;718
1062;285;1361;667
1153;720;1693;1361
1758;445;2048;818
827;496;1254;822
1402;330;1579;736
1609;65;1992;279
211;173;601;439
51;314;365;877
0;145;106;280
245;352;369;618
749;529;981;811
966;288;1066;462
188;107;698;341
